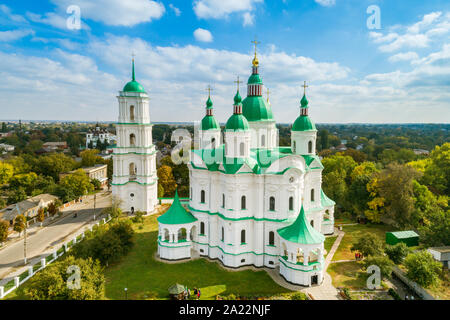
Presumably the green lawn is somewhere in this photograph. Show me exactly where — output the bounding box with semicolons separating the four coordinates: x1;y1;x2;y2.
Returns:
104;214;292;300
328;261;368;290
324;236;338;256
332;223;394;261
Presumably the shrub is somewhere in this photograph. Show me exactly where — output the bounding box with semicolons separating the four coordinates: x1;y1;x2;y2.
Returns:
363;255;394;278
388;288;401;300
0;220;9;242
290;292;308;300
132;211;145;223
404;250;442;288
385;242;410;264
21;256;105;300
351;233;384;257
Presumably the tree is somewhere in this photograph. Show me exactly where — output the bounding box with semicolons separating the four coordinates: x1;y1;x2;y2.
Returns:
0;220;9;243
338;148;367;163
47;201;60;217
318;129;329;150
404;251;442;288
157;184;164;198
34;153;76;181
0;161;14;185
348;162;379;218
59;169;94;199
375;163;422;227
351;234;384;257
80;149;104;167
420;142;450;194
363;255;394;278
384;242;410;264
37;207;45;226
7;187;27;204
91;178;101;190
9;172;38;195
22;256;105;300
13;214;26;235
157;165;177;197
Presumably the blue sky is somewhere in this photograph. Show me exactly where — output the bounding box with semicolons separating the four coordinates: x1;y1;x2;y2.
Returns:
0;0;449;123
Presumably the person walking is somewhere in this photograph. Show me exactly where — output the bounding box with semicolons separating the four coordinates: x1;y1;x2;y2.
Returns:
197;288;201;300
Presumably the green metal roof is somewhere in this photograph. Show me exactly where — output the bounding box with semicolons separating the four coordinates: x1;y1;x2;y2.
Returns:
277;206;325;244
225;114;249;131
192;146;322;175
157;190;197;225
242;96;274;121
123;59;146;93
387;231;419;239
206;96;213;109
320;189;335;207
300;94;308;108
200;115;220;130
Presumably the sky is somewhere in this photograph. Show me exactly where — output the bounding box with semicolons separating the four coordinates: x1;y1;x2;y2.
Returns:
0;0;449;124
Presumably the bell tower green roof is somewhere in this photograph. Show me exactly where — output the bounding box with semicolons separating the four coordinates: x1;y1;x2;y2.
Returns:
157;190;197;225
277;206;325;244
226;89;249;131
292;92;316;131
123;59;146;93
200;95;220;130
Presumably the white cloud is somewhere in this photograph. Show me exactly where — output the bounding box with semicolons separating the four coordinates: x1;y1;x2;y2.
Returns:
388;51;419;63
0;5;27;23
243;12;254;26
30;0;165;27
370;11;450;53
0;29;34;42
314;0;336;7
193;0;262;19
169;4;181;16
193;28;213;42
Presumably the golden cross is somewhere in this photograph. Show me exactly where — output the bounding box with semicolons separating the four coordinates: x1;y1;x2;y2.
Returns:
302;81;309;95
206;85;213;97
234;76;242;91
251;38;260;55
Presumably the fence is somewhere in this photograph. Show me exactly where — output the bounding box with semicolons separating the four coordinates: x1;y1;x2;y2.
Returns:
392;266;435;300
0;214;111;300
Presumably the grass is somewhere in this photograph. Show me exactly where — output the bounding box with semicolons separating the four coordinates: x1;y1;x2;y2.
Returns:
332;223;394;261
104;214;292;300
324;236;338;257
427;269;450;300
328;261;368;290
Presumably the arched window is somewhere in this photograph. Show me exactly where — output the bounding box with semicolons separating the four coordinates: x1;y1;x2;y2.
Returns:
269;196;275;211
129;163;136;181
308;140;313;153
311;220;314;228
261;135;265;147
163;229;169;242
241;196;246;210
269;231;275;246
200;222;205;235
221;227;224;242
200;190;205;203
130;105;135;121
311;189;315;202
190;187;192;200
211;137;216;149
289;196;294;211
293;141;296;153
178;228;187;241
241;230;246;244
130;133;136;146
240;142;245;156
222;194;225;208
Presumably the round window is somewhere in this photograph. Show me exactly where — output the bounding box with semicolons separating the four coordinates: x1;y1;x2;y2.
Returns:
289;177;294;183
130;193;134;197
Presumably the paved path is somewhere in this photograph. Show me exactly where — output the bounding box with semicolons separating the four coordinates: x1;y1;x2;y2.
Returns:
324;229;345;270
0;192;111;283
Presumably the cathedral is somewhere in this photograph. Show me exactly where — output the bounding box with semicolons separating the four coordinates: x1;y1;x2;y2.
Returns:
156;47;336;287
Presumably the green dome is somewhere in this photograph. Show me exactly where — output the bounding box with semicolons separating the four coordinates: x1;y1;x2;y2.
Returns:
200;115;220;130
225;114;249;131
234;91;242;104
206;96;213;108
301;94;308;107
292;115;316;131
277;206;325;244
242;96;274;121
248;73;262;85
123;80;146;93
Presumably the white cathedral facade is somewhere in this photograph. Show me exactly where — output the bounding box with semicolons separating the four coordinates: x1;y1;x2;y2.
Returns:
111;59;158;214
156;51;336;287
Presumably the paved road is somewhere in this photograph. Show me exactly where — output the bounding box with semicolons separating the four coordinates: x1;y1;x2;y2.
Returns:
0;192;111;281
